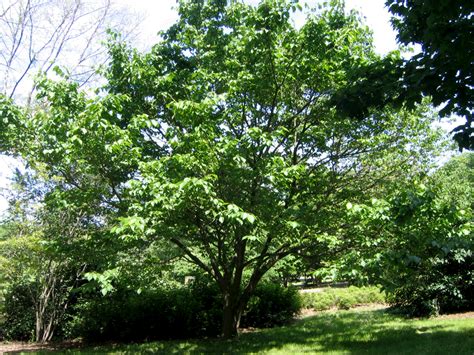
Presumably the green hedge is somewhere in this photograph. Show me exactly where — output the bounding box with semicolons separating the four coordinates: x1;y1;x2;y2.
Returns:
241;283;301;328
65;281;301;342
300;286;385;311
66;282;223;341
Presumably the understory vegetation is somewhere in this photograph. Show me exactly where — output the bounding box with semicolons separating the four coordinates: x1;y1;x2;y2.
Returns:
1;279;301;342
300;286;385;311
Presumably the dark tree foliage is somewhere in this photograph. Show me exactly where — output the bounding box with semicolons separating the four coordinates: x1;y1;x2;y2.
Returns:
333;0;473;150
387;0;474;150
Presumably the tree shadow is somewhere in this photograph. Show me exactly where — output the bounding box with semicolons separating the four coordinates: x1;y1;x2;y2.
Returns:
147;309;472;354
49;309;474;354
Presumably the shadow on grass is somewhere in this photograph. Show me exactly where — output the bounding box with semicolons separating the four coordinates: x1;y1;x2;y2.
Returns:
51;309;474;354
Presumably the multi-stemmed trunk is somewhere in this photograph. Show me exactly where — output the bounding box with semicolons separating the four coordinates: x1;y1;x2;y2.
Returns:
219;263;271;339
222;291;244;338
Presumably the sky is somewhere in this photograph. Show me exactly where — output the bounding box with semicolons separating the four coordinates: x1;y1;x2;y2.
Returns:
0;0;413;216
117;0;398;55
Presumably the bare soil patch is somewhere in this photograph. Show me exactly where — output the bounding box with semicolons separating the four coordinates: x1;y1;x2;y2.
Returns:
0;340;80;354
436;311;474;320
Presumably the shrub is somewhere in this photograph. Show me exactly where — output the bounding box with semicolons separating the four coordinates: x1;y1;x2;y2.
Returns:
349;170;474;317
300;286;385;311
241;283;301;328
304;292;336;311
2;283;36;341
384;253;474;318
67;282;223;342
67;281;300;342
335;293;356;310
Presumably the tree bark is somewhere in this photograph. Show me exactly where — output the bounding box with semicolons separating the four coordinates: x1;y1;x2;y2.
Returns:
221;292;244;339
220;265;267;339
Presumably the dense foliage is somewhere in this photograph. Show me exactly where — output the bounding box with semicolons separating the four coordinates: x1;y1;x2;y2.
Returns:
342;153;473;316
386;0;474;149
63;281;299;342
241;283;301;328
333;0;473;150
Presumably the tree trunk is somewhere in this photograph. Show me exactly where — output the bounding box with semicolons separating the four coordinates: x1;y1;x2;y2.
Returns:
220;264;272;338
221;292;243;339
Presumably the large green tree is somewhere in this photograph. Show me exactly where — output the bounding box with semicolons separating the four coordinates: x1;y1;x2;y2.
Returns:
108;1;440;337
4;0;443;338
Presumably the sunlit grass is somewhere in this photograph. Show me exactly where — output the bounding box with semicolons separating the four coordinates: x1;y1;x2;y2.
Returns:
58;308;474;354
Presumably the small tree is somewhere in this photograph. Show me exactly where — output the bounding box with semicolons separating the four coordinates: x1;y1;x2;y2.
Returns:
0;169;109;342
0;207;88;341
6;0;443;338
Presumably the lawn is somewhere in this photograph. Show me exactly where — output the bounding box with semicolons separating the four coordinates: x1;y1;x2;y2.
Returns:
50;307;474;354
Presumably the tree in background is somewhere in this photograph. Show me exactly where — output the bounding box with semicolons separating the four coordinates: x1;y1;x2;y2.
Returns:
0;0;142;224
0;0;140;101
343;153;473;316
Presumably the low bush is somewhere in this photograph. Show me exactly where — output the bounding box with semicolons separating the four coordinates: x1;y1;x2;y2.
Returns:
383;245;474;317
300;286;385;311
66;281;301;342
2;282;36;341
241;283;301;328
67;281;222;342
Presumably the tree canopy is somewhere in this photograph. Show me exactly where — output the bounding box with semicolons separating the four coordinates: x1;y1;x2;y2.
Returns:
0;0;449;339
332;0;473;150
387;0;473;149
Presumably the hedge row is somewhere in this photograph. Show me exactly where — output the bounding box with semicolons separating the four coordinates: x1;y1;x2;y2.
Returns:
2;281;301;342
67;281;301;341
300;286;385;311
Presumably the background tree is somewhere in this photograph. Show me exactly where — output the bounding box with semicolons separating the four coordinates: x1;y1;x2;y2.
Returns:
0;0;139;101
0;0;142;222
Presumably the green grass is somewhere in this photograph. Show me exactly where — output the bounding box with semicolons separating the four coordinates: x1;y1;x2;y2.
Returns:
58;308;473;354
